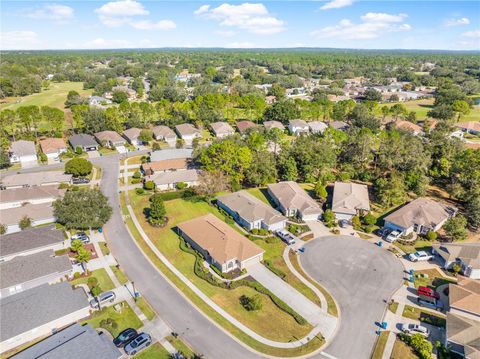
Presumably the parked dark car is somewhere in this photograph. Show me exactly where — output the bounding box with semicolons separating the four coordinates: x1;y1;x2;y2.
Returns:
124;333;152;355
72;177;90;184
113;328;138;347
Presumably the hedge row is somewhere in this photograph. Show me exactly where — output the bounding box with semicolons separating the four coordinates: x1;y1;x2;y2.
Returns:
263;259;287;280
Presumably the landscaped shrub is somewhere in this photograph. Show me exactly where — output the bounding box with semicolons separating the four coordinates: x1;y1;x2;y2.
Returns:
132;171;141;179
398;333;433;359
265;236;279;244
100;318;118;332
144;181;155;190
87;277;99;289
258;228;269;236
75;146;83;155
73;272;81;279
136;188;145;195
352;215;362;230
362;213;377;226
252;228;260;235
156;190;185;201
322;209;336;228
19;216;32;230
240;294;262;311
91;285;102;297
58;182;70;189
426;230;437;241
0;224;6;235
176;182;188;190
131;178;142;184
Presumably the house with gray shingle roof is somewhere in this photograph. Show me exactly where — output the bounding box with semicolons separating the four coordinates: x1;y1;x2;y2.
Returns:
263;120;285;131
210;122;235;138
175;123;201;146
69;134;98;152
8;140;37;167
432;243;480;279
217;191;287;232
0;282;89;354
332;182;370;221
446;312;480;359
152;125;177;147
308;121;328;134
0;171;72;189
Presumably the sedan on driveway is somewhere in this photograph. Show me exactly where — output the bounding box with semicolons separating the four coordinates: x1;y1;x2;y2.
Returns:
113;328;138;347
401;323;430;337
408;251;434;262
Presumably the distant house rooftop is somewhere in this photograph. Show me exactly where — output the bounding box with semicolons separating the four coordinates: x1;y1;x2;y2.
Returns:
0;185;65;204
94;130;125;144
446;312;480;359
175;123;201;137
395;120;424;134
122;127;142;141
263;121;285;131
142;158;189;174
69;134;98;149
149;148;193;162
332;182;370;215
10;140;36;157
152;125;176;139
210;122;234;136
236;120;256;134
308;121;328;133
289;119;308;128
330;121;349;131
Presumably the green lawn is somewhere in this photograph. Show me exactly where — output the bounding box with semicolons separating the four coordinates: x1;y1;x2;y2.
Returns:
0;82;92;111
245;187;271;204
99;242;110;256
413;268;456;290
394;239;434;255
388;301;399;314
136;297;156;321
70;268;116;291
82;301;143;337
133;343;170;359
110;265;129;286
371;331;390;359
391;337;419;359
128;192;313;342
402;305;446;327
166;336;196;358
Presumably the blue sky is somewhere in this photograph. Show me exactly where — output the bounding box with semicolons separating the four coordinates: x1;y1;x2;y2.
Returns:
1;1;479;50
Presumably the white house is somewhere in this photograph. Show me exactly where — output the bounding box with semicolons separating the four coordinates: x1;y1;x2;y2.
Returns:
152;126;177;147
288;120;309;136
8;141;37;168
308;121;328;134
151;169;200;191
38;138;68;161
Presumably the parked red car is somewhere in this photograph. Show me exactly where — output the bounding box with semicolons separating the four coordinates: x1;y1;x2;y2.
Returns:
417;286;440;300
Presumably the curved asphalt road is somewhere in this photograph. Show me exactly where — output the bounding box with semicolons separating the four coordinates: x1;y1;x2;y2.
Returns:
94;155;262;359
301;236;404;359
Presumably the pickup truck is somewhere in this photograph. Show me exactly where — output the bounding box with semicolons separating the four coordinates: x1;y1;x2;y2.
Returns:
276;229;297;245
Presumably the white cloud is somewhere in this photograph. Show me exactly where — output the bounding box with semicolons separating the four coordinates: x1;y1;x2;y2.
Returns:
0;31;40;49
461;29;480;38
320;0;354;11
195;3;285;35
225;41;255;48
24;3;74;22
95;0;148;17
311;12;411;40
445;17;470;27
130;20;176;30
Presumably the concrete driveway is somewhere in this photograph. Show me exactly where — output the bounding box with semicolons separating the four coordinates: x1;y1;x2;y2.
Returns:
301;235;404;359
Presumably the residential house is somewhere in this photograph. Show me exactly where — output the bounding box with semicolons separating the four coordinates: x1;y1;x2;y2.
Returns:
151;169;200;191
88;96;111;106
175;124;201;146
210;122;235;138
122;128;143;147
141;158;189;176
0;202;56;234
39;138;68;161
267;181;323;221
263;120;285;131
457;121;480;136
236;120;256;135
288;119;309;136
149;148;193;162
432;243;480;279
0;185;65;209
0;250;72;298
217;191;287;232
448;277;480;320
0;282;89;354
94;131;126;149
446;313;480;359
111;86;136;99
395;120;424;136
308;121;328;134
265;95;276;104
0;225;66;261
383;197;457;236
69;134;98;152
177;213;264;273
0;171;72;189
330;121;349;131
12;323;122;359
332;182;370;221
8;141;37;167
152;125;177;147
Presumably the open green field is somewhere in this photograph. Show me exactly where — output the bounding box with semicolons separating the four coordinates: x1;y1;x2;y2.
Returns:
128;192;313;342
0;82;92;111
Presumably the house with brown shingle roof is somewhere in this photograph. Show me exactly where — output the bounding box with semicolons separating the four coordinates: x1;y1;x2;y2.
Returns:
457;121;480;135
332;182;370;221
217;191;286;232
267;181;322;221
432;243;480;279
94;131;126;149
122;128;142;147
395;120;424;136
141;158;189;176
446;312;480;359
236;120;256;135
449;276;480;320
383;197;457;236
39;138;67;160
177;213;264;273
152;125;177;147
210;122;235;138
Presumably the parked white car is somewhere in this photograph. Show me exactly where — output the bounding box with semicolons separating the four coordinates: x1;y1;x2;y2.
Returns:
409;251;434;262
276;229;297;245
385;230;401;243
401;323;429;337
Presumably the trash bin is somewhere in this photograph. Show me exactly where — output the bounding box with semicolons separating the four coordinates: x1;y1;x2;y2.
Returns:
98;227;103;233
381;321;387;329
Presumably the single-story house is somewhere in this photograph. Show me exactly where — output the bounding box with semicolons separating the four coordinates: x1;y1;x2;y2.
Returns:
267;181;323;221
210;122;235;138
8;141;37;167
151;169;200;191
330;121;349;131
448;277;480;320
288;119;309;136
141;158;189;176
236;120;256;135
177;213;264;273
332;182;370;221
0;250;73;298
0;282;89;354
152;125;177;147
0;202;56;234
69;134;99;152
446;312;480;359
122;128;142;147
12;323;122;359
149;148;193;162
175;124;201;146
395;120;424;136
39;138;68;161
432;243;480;280
308;121;328;134
263;120;285;131
457;121;480;136
94;131;126;149
88;96;111;106
0;225;66;262
0;171;72;189
217;191;287;232
383;197;457;236
0;185;65;209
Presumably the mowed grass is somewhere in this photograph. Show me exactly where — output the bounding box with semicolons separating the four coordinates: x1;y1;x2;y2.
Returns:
133;343;171;359
390;337;418;359
128;192;313;342
70;268;116;291
413;268;456;290
371;331;390;359
0;82;93;111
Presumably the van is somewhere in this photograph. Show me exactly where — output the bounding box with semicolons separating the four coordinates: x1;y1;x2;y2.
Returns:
90;291;116;309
